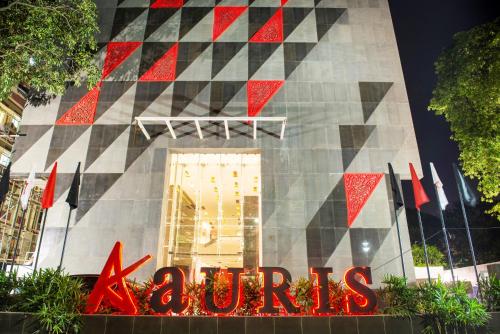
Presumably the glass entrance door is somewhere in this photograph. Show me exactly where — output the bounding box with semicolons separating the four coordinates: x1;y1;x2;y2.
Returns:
161;153;261;281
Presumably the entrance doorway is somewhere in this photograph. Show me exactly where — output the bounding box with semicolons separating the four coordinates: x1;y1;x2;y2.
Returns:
160;153;261;281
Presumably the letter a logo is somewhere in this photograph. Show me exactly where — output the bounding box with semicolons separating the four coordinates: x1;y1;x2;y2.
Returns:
86;242;152;314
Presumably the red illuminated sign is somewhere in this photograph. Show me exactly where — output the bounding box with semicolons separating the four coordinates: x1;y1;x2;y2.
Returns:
86;242;377;316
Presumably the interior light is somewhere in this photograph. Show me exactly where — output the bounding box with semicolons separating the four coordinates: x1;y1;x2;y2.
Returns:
361;241;370;253
233;171;238;177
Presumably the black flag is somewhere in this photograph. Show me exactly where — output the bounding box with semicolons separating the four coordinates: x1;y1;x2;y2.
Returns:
453;163;477;207
0;162;11;204
66;162;81;209
388;163;404;210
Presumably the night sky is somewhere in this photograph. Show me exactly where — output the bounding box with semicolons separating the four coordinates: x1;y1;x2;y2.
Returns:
388;0;499;208
387;1;499;263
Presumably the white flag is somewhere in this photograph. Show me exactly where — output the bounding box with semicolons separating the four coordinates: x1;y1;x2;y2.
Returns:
20;168;36;211
430;162;449;211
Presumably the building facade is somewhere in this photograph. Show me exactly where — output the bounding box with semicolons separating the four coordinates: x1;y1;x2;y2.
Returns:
12;0;421;284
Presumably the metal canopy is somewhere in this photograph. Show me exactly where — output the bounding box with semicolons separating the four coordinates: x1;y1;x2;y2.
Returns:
135;116;287;141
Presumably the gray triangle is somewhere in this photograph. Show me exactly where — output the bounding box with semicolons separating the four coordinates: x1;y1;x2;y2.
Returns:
359;82;394;122
285;9;318;43
95;83;137;125
118;0;149;7
182;82;212;117
184;0;215;6
350;228;391;267
176;44;213;81
251;44;285;80
213;44;248;81
217;10;248;42
180;10;213;42
146;10;181;42
76;173;122;222
251;0;280;6
85;125;129;171
112;9;148;42
135;83;174;118
284;0;314;7
86;126;130;173
45;126;89;171
339;125;375;170
220;83;247;116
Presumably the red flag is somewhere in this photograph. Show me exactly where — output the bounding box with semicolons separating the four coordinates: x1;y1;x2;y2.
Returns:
409;163;429;210
41;162;57;209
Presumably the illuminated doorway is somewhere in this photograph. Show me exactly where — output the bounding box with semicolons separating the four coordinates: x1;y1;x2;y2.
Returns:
161;153;261;280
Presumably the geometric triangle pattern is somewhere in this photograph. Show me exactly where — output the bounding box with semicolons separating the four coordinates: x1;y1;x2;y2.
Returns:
18;0;415;280
344;173;384;227
359;82;393;123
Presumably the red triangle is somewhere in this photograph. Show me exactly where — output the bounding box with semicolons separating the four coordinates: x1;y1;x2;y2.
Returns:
344;173;384;227
151;0;183;8
213;6;248;41
139;43;178;81
56;83;102;125
281;0;288;5
250;8;283;43
101;42;142;79
247;80;284;117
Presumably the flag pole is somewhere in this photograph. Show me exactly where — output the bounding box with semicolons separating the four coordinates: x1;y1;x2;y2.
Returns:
9;208;27;274
58;208;73;270
432;181;455;283
416;209;432;284
33;208;48;271
394;210;406;279
453;164;482;299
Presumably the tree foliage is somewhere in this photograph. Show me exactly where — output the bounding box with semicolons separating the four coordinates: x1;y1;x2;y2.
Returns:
412;244;446;267
429;18;500;219
0;0;100;104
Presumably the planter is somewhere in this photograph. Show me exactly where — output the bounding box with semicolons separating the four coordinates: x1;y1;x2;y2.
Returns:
1;312;499;334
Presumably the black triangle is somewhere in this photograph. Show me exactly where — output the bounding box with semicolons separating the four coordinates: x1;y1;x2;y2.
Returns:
248;43;280;78
359;82;393;122
45;126;89;170
305;178;348;267
350;228;391;266
211;42;246;79
76;173;122;221
179;7;212;40
283;42;315;79
110;8;148;41
249;7;279;39
125;124;168;170
209;81;246;116
11;125;52;165
314;0;322;6
145;8;179;41
139;42;177;78
176;42;211;78
315;8;346;41
283;7;314;39
56;83;95;120
132;82;172;119
95;81;136;122
339;125;375;170
171;81;210;117
84;125;129;171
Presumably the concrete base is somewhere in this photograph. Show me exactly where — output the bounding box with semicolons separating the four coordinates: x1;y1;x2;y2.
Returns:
1;312;499;334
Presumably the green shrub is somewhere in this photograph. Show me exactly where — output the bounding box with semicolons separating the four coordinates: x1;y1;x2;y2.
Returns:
412;244;446;267
0;270;18;311
479;274;500;312
290;277;315;314
378;275;418;317
417;280;489;334
15;269;85;334
237;275;262;315
327;279;347;315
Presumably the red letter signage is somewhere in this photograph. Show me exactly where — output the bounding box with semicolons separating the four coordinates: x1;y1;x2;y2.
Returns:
202;267;244;314
259;267;300;314
150;267;188;314
344;267;377;314
86;242;152;314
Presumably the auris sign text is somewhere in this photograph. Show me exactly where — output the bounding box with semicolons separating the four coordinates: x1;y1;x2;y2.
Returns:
85;242;377;316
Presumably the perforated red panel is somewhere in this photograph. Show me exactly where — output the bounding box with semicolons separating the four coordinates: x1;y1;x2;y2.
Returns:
212;6;248;41
249;8;283;43
344;173;384;227
281;0;289;5
101;42;142;80
139;43;179;81
55;83;102;125
247;80;284;117
150;0;183;8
